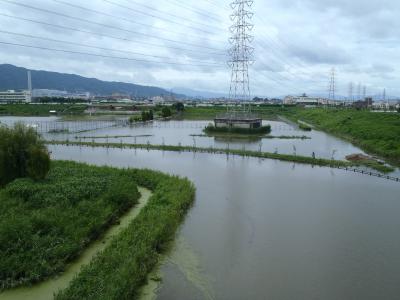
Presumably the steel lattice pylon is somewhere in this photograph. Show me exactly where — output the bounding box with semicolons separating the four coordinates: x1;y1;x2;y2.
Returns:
228;0;254;112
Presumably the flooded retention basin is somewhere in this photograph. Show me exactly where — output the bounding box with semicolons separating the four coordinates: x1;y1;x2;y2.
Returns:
50;146;400;300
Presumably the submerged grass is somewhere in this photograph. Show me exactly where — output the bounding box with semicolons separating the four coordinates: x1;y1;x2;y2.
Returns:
46;140;395;174
56;166;195;299
0;161;140;290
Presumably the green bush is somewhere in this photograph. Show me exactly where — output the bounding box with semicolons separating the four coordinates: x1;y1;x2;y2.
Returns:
161;107;172;118
128;115;141;124
0;123;50;186
141;110;154;122
173;102;185;112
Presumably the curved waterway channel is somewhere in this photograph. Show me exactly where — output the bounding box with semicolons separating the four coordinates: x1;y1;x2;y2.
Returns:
0;188;152;300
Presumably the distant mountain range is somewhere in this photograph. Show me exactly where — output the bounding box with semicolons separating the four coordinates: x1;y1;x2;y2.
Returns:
172;87;228;99
0;64;182;98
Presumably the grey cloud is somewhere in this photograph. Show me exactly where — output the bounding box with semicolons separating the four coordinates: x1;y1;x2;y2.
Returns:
0;0;399;97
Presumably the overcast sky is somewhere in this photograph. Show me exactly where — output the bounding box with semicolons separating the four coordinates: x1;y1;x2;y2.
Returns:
0;0;399;98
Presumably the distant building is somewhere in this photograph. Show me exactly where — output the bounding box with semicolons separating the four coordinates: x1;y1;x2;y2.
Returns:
214;112;262;129
284;94;321;106
0;90;31;103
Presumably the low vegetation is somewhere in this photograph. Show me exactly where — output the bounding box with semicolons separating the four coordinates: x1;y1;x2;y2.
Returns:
161;106;172;118
0;104;87;116
56;167;195;299
0;123;50;186
141;110;154;122
47;140;396;174
0;161;141;290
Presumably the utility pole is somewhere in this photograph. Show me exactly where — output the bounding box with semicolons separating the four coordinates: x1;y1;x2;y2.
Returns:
228;0;254;113
328;68;336;101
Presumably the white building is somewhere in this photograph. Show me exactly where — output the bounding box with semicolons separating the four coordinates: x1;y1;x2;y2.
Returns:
284;95;321;106
0;90;31;103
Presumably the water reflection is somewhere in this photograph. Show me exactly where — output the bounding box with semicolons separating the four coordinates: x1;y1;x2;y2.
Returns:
0;117;370;161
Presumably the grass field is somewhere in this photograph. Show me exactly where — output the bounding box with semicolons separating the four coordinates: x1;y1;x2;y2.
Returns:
0;161;140;290
0;104;87;116
285;108;400;166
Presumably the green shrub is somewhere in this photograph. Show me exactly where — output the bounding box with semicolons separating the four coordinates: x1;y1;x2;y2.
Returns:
161;107;172;118
0;123;50;186
141;110;154;122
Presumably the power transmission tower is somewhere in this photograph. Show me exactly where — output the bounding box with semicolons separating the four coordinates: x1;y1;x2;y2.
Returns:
348;82;353;102
328;68;335;100
362;85;366;100
228;0;254;112
27;70;32;103
383;88;388;108
357;83;361;101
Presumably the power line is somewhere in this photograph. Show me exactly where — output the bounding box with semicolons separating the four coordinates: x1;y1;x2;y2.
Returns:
0;30;224;66
0;0;224;51
50;0;221;42
102;0;220;34
0;41;226;67
0;13;227;57
165;0;222;22
120;0;222;29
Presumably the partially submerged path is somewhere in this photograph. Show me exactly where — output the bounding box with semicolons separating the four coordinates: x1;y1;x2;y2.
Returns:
0;187;152;300
47;140;398;178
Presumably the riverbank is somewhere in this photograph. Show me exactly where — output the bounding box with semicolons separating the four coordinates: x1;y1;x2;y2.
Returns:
283;108;400;167
46;140;396;174
0;104;87;116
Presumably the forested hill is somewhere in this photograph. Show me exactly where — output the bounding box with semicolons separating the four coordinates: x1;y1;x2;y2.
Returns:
0;64;176;97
